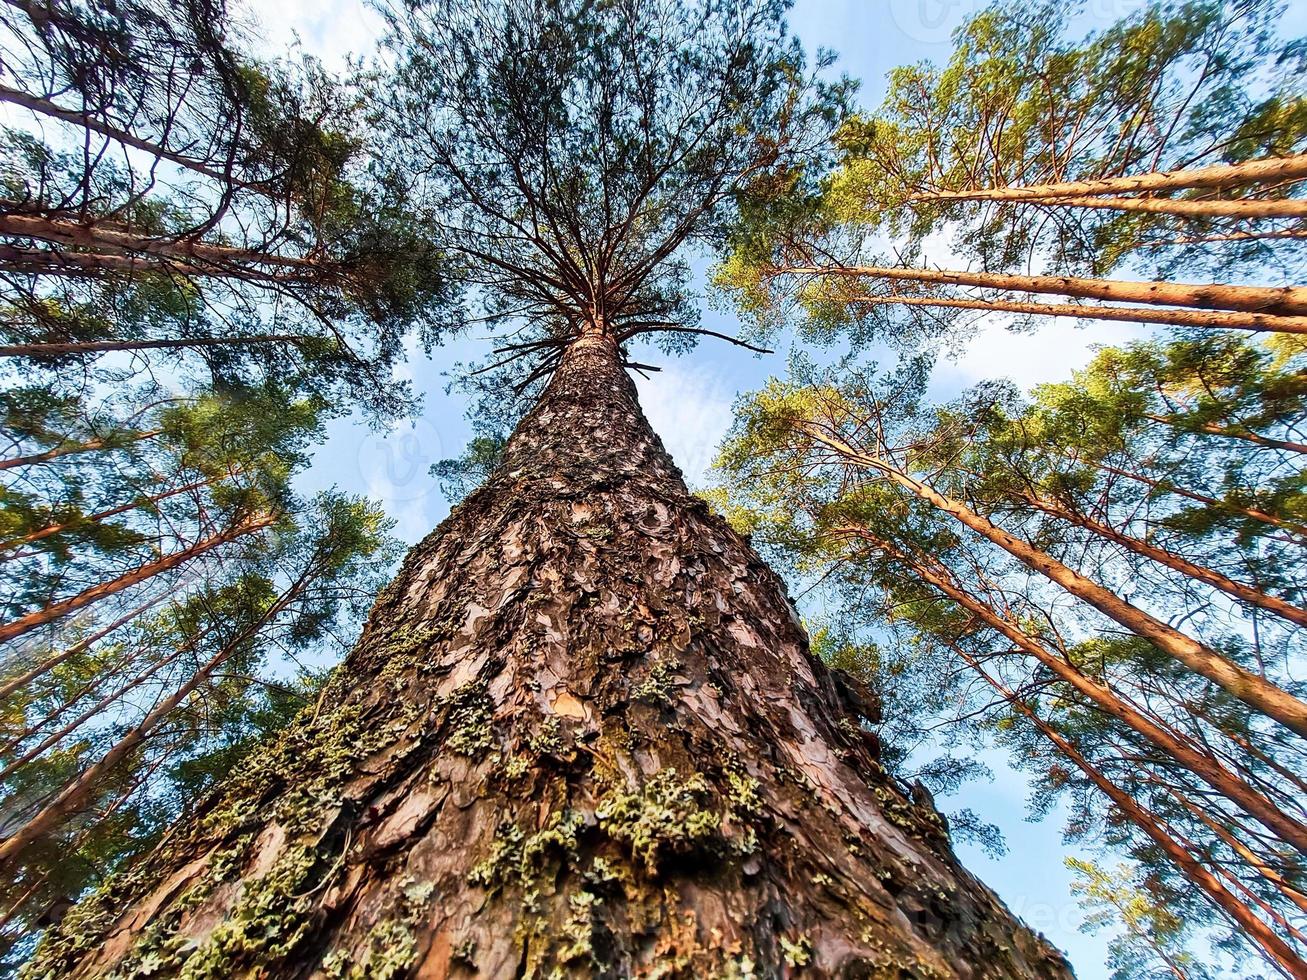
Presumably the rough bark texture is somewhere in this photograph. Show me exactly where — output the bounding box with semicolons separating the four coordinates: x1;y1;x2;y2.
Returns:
27;332;1071;979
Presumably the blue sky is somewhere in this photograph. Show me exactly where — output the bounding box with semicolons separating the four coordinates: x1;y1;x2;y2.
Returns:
230;0;1273;974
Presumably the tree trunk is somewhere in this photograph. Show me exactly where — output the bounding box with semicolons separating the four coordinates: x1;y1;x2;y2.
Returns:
1145;415;1307;456
803;425;1307;739
0;245;322;284
0;243;210;278
0;514;273;646
1171;789;1307;917
962;658;1307;979
971;194;1307;220
0;429;160;472
0;593;167;701
0;213;322;270
26;332;1071;979
907;154;1307;202
1133;229;1307;248
0;474;222;551
1070;457;1307;539
0;576;298;868
851;295;1307;334
778;265;1307;317
0;335;305;358
0;84;261;193
842;528;1307;856
1011;489;1307;628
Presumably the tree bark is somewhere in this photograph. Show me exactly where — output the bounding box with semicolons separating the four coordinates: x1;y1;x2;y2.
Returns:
802;426;1307;738
0;515;273;646
0;474;222;551
27;333;1071;979
851;295;1307;334
1004;194;1307;220
0;594;166;701
0;85;260;192
1145;415;1307;456
907;154;1307;201
0;212;322;270
0;578;298;867
1072;457;1307;539
842;528;1307;855
777;265;1307;317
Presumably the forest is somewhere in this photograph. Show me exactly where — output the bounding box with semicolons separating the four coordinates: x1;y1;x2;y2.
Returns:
0;0;1303;976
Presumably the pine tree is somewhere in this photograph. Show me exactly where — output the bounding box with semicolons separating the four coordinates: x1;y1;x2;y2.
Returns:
714;0;1307;351
0;0;457;419
710;335;1307;975
0;375;401;967
19;2;1071;975
0;492;398;969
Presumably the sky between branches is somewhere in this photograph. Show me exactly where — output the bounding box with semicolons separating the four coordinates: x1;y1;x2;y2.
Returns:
233;0;1307;975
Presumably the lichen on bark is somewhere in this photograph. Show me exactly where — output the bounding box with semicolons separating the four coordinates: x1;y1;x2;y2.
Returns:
26;333;1071;979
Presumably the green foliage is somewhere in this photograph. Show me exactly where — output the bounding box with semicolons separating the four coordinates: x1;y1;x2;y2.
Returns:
374;0;849;429
0;0;458;422
1069;859;1215;980
712;330;1306;973
430;433;508;505
718;0;1307;349
0;377;400;970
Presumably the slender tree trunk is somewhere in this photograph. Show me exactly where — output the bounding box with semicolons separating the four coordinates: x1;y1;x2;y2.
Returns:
1133;229;1307;248
0;474;222;551
0;515;273;646
805;426;1307;738
843;528;1307;854
0;335;308;358
778;265;1307;316
0;429;160;472
963;658;1307;979
0;85;258;192
0;245;321;284
0;243;209;278
1171;790;1307;917
1011;490;1307;627
908;154;1307;202
1002;194;1307;220
1145;415;1307;455
0;640;190;783
0;581;296;867
1075;457;1307;539
0;593;167;701
852;295;1307;334
27;332;1071;979
0;213;321;270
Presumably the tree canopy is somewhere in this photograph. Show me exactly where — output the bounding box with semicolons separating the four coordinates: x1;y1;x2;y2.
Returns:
0;0;458;419
374;0;847;399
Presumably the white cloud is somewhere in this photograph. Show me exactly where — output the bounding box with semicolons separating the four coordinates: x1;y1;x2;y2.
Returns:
233;0;384;67
929;316;1152;397
635;363;736;488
